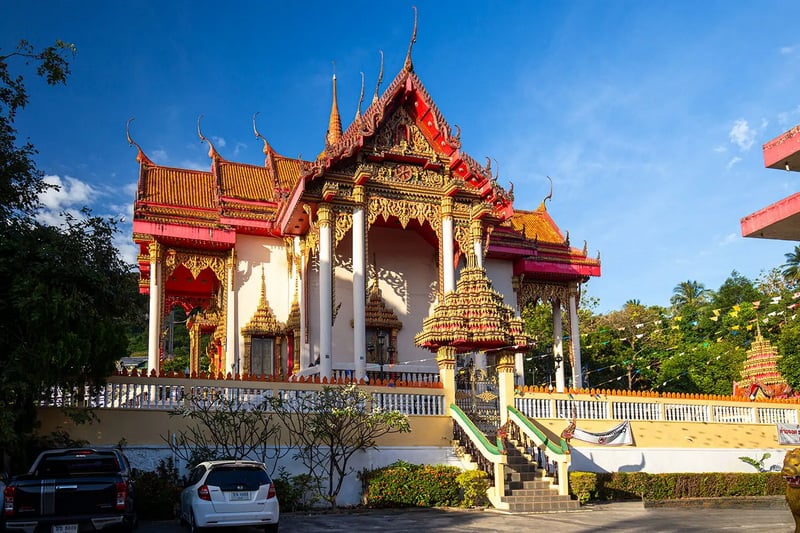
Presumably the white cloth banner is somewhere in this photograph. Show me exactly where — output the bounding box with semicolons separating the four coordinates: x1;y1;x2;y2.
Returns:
777;423;800;445
572;420;633;446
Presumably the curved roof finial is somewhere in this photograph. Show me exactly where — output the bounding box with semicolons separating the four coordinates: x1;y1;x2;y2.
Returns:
542;175;553;206
373;50;384;104
125;117;154;166
196;114;218;159
252;112;274;156
403;6;418;73
355;71;365;121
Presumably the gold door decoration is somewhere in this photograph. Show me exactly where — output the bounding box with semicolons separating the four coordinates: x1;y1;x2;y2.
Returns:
367;196;441;235
240;268;286;378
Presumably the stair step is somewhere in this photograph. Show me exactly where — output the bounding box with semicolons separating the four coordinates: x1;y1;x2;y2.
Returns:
506;500;580;513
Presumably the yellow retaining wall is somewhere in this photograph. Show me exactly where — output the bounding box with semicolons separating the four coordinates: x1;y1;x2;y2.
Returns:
37;407;452;448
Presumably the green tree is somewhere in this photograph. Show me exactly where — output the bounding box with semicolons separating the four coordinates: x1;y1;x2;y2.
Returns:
778;320;800;391
269;384;411;508
712;271;762;312
165;391;286;473
0;40;139;466
670;280;712;309
782;245;800;285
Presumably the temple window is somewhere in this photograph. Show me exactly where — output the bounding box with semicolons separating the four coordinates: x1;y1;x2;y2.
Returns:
250;336;275;377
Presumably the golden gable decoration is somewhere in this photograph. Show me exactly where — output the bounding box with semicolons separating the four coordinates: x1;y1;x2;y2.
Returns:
241;268;285;337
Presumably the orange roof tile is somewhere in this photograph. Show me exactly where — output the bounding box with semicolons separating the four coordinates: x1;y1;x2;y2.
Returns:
507;205;563;244
140;166;216;209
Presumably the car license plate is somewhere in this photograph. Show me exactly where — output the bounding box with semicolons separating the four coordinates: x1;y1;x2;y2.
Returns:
230;491;250;501
52;526;78;533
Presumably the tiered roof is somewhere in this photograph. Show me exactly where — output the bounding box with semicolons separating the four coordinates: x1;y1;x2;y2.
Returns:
738;332;787;390
414;255;529;353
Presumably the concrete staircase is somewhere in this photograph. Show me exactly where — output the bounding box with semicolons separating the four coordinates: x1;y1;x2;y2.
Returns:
500;440;579;512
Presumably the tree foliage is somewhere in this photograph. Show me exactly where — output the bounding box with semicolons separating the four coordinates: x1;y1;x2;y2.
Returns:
0;39;141;464
268;384;411;508
165;392;286;473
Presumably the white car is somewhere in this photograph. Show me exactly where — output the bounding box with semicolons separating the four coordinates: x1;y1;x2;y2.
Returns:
179;460;279;532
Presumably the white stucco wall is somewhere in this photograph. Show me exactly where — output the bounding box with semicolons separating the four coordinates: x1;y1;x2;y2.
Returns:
484;258;515;310
234;234;292;375
568;446;786;474
122;445;459;507
327;226;439;371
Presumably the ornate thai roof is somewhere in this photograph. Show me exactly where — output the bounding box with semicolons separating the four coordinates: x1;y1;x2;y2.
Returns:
133;141;304;241
365;279;403;331
414;255;529;353
487;201;601;282
286;297;301;332
241;269;285;337
506;203;564;244
298;67;514;220
738;332;786;389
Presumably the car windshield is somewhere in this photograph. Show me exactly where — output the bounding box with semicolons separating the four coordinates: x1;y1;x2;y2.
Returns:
206;466;270;491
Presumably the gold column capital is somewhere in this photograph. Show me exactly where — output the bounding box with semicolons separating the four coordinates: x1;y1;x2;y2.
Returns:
441;196;453;217
353;184;365;205
497;352;516;373
470;218;483;241
436;345;457;370
147;241;162;263
317;203;332;227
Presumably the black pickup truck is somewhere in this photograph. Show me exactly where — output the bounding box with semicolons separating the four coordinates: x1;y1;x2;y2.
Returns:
2;448;136;532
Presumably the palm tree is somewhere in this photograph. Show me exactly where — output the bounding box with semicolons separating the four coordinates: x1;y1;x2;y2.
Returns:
670;280;710;309
782;245;800;283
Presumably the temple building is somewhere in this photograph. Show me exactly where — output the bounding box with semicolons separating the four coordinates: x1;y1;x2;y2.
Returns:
130;38;600;392
741;125;800;241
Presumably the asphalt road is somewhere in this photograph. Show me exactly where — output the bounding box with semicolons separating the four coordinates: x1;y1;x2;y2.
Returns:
138;501;798;532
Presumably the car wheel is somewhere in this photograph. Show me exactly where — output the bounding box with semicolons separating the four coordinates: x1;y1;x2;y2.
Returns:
189;510;204;533
263;523;279;533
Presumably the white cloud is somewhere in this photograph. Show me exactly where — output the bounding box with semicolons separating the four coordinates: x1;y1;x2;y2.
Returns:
212;136;227;148
726;156;742;169
729;119;755;151
151;149;168;163
713;145;726;153
39;175;96;212
718;232;739;246
180;160;210;172
780;44;800;55
233;142;247;157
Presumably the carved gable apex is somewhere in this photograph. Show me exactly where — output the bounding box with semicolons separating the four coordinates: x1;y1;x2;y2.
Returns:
368;105;440;161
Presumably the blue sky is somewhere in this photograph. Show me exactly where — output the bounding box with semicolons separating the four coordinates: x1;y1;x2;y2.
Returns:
4;1;800;313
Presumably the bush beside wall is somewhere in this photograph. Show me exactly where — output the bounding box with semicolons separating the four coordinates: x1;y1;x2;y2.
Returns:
569;471;786;503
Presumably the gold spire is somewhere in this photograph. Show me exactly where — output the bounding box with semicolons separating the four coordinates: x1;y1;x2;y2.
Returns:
326;67;342;147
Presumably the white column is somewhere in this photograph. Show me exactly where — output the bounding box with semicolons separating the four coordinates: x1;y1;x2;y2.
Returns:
296;236;310;370
442;197;455;293
318;204;333;379
569;285;583;389
352;186;367;381
225;250;237;376
146;242;162;376
471;218;483;269
552;298;565;393
514;351;525;387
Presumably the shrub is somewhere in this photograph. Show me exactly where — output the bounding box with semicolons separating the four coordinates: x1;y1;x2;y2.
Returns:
132;458;183;520
272;468;317;511
570;471;785;502
362;461;461;508
456;469;489;507
569;472;597;503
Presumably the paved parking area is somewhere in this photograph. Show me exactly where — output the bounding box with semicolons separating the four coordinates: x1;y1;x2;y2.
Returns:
140;500;797;532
